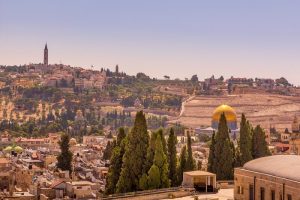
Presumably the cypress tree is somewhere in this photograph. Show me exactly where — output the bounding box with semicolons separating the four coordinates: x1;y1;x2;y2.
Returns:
157;129;167;155
252;125;270;159
152;135;170;188
214;113;234;180
105;128;127;194
177;145;187;185
117;127;126;146
185;133;195;171
116;111;149;193
207;131;216;173
167;128;178;187
103;141;115;160
238;114;253;166
57;133;73;173
147;165;160;189
144;131;158;173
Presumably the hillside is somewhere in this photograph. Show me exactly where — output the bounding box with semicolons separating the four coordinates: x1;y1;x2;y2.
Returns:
177;94;300;131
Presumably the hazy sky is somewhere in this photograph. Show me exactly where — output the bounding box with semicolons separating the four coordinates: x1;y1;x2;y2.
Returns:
1;1;300;85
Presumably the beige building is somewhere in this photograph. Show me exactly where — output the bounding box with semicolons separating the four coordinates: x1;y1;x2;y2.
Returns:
0;157;12;192
66;181;99;199
235;155;300;200
182;171;216;193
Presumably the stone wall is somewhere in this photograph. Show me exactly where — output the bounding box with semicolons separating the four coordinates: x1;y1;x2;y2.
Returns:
234;168;300;200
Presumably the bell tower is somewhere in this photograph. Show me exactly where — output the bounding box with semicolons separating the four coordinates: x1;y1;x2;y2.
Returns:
44;43;48;66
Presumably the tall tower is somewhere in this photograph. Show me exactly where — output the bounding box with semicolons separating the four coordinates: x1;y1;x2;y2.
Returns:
44;43;48;66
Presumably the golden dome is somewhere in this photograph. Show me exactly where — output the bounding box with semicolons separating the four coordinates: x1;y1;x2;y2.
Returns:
3;146;12;152
14;146;23;153
212;104;237;122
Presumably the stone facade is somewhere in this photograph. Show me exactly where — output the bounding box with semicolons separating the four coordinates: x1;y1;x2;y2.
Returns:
234;168;300;200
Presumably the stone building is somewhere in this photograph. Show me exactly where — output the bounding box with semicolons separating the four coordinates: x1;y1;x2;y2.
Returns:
234;155;300;200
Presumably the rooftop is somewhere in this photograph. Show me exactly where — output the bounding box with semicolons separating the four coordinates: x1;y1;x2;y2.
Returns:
243;155;300;182
0;157;10;164
184;170;215;177
66;181;96;186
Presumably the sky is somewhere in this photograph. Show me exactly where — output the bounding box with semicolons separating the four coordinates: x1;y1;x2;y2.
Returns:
0;1;300;85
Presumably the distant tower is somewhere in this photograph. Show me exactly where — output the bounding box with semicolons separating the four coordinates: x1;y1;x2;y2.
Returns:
115;64;119;74
44;43;48;66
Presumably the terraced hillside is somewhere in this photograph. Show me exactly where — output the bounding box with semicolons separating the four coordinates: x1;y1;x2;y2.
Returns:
177;94;300;131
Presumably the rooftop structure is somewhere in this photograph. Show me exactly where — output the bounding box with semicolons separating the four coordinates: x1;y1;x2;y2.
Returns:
235;155;300;200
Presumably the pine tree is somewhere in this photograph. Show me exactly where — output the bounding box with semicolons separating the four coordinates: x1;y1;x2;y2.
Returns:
252;125;270;159
214;113;234;180
186;133;195;171
238;114;253;166
116;111;149;193
207;131;216;173
177;145;187;185
105;128;127;194
57;133;73;173
167;128;178;187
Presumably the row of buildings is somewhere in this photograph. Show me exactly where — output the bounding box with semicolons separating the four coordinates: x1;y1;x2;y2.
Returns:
200;75;300;96
0;133;113;199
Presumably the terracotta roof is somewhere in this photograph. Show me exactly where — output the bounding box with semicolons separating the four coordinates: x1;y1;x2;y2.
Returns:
50;179;65;188
0;158;10;164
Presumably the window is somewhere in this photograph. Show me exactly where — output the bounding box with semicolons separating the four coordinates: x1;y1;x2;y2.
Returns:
260;187;265;200
287;194;292;200
237;186;244;194
271;190;275;200
249;184;254;200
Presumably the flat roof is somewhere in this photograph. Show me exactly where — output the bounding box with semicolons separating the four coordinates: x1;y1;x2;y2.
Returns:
184;171;216;177
66;181;96;186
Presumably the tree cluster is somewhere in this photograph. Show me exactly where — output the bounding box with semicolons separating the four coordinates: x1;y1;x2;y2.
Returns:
105;111;195;194
208;113;270;180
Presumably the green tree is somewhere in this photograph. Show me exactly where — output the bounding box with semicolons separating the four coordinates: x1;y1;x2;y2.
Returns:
238;114;253;166
116;111;149;193
144;131;158;173
103;141;116;160
147;165;160;189
139;173;148;190
57;133;73;173
214;113;234;180
252;125;270;159
167;128;178;187
105;128;127;194
185;133;195;171
177;145;187;185
207;131;216;173
152;135;170;188
117;127;126;146
157;129;167;155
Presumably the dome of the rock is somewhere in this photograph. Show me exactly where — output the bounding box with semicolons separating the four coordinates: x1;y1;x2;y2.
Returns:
212;104;238;130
